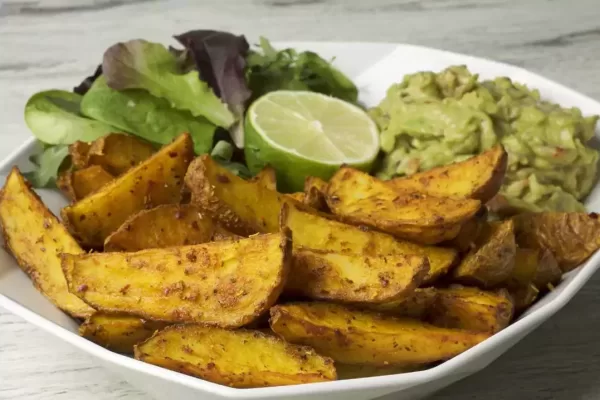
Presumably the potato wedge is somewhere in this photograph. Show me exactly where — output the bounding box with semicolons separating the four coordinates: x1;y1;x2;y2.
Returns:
211;226;243;241
62;134;194;248
287;249;429;303
426;286;513;333
62;232;290;327
513;212;600;271
452;220;516;287
361;288;438;318
326;167;481;244
134;325;336;388
509;283;539;312
304;176;330;212
185;155;296;235
69;140;91;169
0;168;93;318
511;248;562;290
104;204;215;252
270;302;489;366
445;206;488;252
251;166;277;191
280;203;458;284
87;133;156;176
385;145;508;203
79;312;167;354
286;192;305;202
58;165;114;202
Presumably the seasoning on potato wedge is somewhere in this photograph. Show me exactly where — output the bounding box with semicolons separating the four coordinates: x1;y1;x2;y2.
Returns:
280;203;458;284
185;154;296;235
270;302;490;366
513;212;600;271
134;325;336;388
452;220;516;288
57;165;114;202
86;133;156;176
361;288;438;318
104;204;215;252
69;140;92;169
79;312;168;354
325;167;481;244
303;176;330;212
385;144;507;203
0;168;94;318
287;249;429;303
426;286;513;333
62;133;194;248
63;232;291;327
251;165;277;191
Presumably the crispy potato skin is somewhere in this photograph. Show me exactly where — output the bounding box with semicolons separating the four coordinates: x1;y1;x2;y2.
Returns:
511;248;562;290
386;145;508;203
104;204;215;252
509;284;539;312
513;212;600;271
280;203;458;284
287;249;429;303
0;168;94;318
58;165;114;202
270;302;489;366
452;220;516;288
304;176;330;212
326;167;481;244
185;155;299;235
69;141;92;169
62;134;194;248
361;288;438;318
251;166;277;191
426;286;514;333
79;312;167;354
87;133;156;176
445;207;488;252
134;325;336;388
63;232;291;327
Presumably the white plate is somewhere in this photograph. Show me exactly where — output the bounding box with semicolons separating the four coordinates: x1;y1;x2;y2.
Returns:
1;42;600;400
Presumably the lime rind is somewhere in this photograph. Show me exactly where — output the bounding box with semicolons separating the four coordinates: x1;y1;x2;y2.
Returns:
247;90;379;165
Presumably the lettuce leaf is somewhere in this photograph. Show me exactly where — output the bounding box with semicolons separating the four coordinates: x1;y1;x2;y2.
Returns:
23;144;70;188
81;76;216;155
102;39;234;128
24;90;118;145
173;30;251;147
246;37;358;103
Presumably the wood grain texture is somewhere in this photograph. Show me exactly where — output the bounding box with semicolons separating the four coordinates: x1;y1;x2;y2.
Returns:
1;0;600;399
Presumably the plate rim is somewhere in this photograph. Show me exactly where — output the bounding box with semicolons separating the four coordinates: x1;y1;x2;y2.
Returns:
2;40;600;398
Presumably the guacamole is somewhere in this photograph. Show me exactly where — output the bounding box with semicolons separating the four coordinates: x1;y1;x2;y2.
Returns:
370;66;599;212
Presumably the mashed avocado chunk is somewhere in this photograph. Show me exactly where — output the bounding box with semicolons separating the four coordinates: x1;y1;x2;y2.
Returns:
371;65;599;212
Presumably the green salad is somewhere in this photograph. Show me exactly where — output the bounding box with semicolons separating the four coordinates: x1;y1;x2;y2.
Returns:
23;30;357;187
370;65;599;212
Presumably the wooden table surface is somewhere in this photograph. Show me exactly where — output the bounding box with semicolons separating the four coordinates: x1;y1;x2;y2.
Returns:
1;0;600;399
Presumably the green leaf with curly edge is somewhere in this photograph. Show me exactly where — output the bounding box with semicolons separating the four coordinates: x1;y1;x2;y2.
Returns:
23;144;70;188
102;39;234;128
81;76;216;155
24;90;118;145
246;37;358;104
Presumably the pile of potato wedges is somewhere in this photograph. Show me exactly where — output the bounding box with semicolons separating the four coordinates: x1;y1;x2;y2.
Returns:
2;133;600;388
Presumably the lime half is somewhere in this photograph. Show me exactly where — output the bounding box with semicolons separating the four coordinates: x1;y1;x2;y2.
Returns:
244;90;379;192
